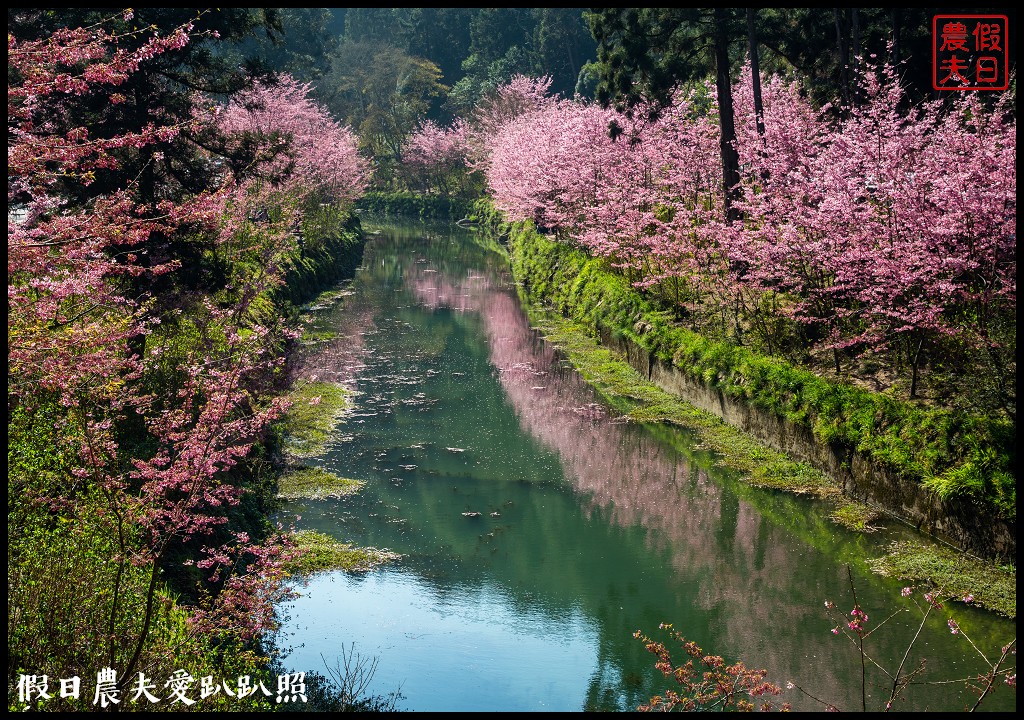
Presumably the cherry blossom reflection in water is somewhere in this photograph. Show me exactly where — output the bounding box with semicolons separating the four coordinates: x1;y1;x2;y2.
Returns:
280;223;1015;713
403;247;1007;712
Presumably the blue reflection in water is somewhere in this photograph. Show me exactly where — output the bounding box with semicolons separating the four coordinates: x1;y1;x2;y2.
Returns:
282;570;600;712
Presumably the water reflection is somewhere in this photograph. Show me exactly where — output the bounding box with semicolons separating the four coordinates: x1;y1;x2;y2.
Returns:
278;218;1015;713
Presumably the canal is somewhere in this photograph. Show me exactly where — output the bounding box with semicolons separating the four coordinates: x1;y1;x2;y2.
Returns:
276;216;1015;712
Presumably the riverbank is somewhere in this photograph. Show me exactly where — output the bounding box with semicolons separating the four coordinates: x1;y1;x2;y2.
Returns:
270;213;408;578
499;216;1015;618
356;191;477;221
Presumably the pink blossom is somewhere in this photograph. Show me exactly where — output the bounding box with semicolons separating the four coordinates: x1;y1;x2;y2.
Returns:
471;56;1015;378
213;74;369;205
9;17;303;656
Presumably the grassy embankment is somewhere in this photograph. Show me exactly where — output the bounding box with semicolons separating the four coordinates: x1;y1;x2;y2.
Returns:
479;205;1014;618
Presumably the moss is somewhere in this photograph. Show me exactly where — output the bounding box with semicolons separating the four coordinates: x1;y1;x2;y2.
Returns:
522;304;840;500
505;220;1015;523
277;466;364;501
276;381;352;458
830;501;883;532
298;330;339;346
302;285;355;313
867;541;1016;619
287;530;401;576
273;210;366;316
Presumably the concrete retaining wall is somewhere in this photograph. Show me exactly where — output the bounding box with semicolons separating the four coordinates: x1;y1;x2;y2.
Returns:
597;325;1016;560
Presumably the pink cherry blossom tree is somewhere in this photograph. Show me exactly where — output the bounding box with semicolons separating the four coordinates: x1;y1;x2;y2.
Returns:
9;13;317;687
731;58;1015;393
214;73;370;207
401;118;477;196
471;61;1014;401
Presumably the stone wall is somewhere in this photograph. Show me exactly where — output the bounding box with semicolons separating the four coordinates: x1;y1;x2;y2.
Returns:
598;325;1016;560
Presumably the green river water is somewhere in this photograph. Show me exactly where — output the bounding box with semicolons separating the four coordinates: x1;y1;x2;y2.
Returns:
276;217;1015;712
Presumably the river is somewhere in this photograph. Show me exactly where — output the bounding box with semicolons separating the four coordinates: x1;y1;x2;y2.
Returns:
276;216;1015;712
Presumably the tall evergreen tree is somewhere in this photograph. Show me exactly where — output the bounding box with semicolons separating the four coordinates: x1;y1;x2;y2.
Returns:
586;8;744;220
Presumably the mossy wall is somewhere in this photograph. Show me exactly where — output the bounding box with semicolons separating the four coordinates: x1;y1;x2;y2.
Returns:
507;221;1015;561
275;211;366;314
356;191;477;220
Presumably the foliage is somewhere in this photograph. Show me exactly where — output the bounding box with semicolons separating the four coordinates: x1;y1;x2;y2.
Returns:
357;191;478;220
334;8;595;118
339;8;474;93
586;8;1017;118
634;624;790;711
8;500;280;711
233;8;339;85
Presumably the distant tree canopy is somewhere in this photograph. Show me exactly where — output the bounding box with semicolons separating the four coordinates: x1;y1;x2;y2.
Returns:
320;42;447;172
586;7;1017;113
233;8;339;85
334;7;597;118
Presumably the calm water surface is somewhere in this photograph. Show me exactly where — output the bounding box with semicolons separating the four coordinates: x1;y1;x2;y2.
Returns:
277;217;1015;712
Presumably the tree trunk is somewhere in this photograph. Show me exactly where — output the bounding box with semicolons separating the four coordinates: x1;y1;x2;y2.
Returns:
713;8;742;223
909;335;924;399
851;7;861;81
834;8;850;108
746;8;766;141
890;8;902;65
